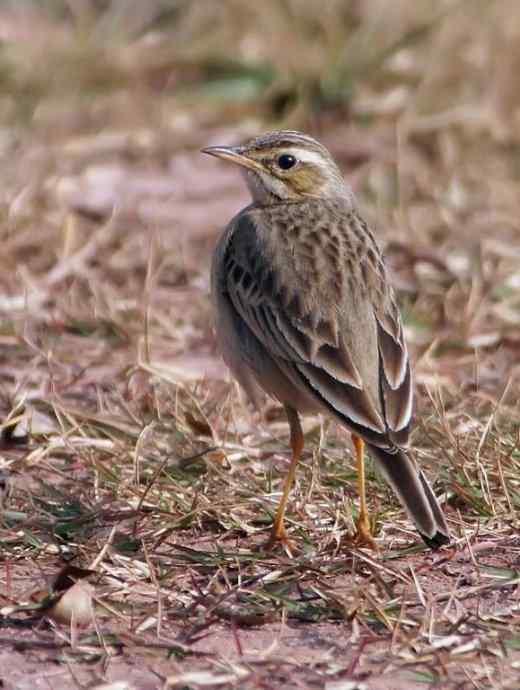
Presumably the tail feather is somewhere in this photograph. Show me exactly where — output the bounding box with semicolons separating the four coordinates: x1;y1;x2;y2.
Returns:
367;445;450;548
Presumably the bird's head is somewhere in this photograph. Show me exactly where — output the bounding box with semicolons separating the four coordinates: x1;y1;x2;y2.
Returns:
202;130;349;204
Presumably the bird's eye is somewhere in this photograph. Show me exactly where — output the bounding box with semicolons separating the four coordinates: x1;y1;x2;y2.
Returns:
277;154;297;170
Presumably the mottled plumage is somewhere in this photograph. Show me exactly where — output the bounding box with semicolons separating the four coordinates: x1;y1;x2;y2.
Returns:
204;130;449;549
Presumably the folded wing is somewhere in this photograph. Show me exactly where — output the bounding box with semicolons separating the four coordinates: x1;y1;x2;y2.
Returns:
221;209;413;450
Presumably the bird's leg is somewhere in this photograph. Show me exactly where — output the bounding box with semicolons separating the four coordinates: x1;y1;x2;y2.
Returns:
352;434;377;549
266;405;303;552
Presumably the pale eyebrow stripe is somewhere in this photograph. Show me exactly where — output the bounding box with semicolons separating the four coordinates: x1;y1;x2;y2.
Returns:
284;148;325;166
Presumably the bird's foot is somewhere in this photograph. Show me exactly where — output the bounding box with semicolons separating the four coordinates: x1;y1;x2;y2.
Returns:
351;514;378;551
264;525;298;557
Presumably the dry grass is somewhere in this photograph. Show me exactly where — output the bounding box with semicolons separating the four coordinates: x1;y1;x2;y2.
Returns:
1;2;520;689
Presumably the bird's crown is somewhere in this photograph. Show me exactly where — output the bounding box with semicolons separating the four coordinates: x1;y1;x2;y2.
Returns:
202;130;349;204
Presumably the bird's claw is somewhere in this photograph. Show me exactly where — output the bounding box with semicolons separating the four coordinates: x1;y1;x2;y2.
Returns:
352;515;378;551
264;526;298;556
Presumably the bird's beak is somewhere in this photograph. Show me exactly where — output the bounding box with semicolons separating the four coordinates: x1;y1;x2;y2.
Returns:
201;145;264;173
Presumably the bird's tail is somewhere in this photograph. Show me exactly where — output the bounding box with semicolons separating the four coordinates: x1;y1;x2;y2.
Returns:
367;445;450;548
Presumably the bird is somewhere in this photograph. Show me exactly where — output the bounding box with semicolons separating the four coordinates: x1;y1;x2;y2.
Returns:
202;130;450;551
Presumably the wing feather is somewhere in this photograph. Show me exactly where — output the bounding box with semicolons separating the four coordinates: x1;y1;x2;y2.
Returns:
219;207;413;448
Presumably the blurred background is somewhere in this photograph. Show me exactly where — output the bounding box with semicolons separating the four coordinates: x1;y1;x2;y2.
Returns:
2;0;520;525
1;0;520;519
1;2;520;687
1;0;520;384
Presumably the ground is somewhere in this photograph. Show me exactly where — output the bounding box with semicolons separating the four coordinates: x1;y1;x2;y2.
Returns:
1;3;520;690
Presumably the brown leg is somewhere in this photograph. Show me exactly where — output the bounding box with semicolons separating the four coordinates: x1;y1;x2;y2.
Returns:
266;405;303;550
352;434;377;549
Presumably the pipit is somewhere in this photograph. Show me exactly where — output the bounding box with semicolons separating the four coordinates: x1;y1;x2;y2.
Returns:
202;130;450;550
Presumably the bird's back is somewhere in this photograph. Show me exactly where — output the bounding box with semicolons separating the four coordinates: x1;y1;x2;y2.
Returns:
213;198;413;450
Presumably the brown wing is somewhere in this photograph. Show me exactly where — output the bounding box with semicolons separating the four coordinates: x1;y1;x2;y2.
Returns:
219;204;413;449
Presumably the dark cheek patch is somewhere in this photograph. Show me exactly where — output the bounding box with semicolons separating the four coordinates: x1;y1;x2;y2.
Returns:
291;165;325;194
